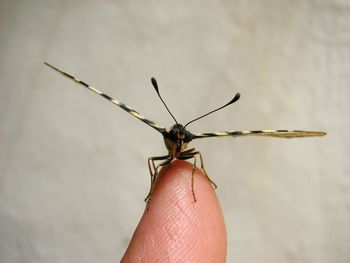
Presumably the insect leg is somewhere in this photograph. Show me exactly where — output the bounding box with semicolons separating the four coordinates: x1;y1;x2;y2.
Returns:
191;156;197;202
178;150;217;202
177;153;198;202
146;155;169;202
179;147;196;155
145;157;173;209
192;150;217;189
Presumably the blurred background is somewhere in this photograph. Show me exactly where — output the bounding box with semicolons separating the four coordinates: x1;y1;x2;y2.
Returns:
0;0;348;262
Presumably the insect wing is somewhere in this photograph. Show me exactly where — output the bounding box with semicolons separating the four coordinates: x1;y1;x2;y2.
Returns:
45;62;166;134
192;130;326;139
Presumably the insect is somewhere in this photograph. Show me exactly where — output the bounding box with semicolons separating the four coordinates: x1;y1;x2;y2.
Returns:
44;62;326;206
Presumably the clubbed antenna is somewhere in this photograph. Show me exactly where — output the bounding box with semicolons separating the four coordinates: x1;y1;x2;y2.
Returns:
151;77;178;124
184;93;241;128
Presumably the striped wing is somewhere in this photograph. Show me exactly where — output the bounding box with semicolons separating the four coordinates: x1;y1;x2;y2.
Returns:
44;62;166;134
192;130;327;139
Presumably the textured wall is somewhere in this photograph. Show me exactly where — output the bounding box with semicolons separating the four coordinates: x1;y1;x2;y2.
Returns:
0;0;348;262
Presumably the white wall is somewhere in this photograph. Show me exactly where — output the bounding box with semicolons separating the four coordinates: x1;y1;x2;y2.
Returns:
0;0;348;262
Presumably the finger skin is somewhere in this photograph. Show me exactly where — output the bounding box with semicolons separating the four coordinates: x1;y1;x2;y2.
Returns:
121;160;227;263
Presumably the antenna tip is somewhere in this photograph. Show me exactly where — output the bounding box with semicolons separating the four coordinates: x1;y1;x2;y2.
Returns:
151;77;159;92
230;93;240;104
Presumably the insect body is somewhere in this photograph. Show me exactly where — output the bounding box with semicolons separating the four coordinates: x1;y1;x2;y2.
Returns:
44;62;326;206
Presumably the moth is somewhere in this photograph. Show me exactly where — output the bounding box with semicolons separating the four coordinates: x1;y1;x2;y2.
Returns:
44;62;326;205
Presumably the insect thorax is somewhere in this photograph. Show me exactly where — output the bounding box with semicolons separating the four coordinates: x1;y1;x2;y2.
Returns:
163;124;193;156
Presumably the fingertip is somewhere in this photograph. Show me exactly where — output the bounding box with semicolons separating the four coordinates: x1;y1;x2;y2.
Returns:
121;160;227;262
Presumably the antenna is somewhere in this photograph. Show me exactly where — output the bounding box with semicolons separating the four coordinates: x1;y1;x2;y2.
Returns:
151;77;178;124
184;93;240;128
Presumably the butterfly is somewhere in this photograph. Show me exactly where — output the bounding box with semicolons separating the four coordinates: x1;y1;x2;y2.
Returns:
45;62;326;206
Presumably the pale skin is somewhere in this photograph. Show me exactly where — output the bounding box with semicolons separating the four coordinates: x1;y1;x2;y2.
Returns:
121;160;227;262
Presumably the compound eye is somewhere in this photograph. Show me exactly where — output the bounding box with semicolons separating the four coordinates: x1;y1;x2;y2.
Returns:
184;131;193;142
168;129;178;142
